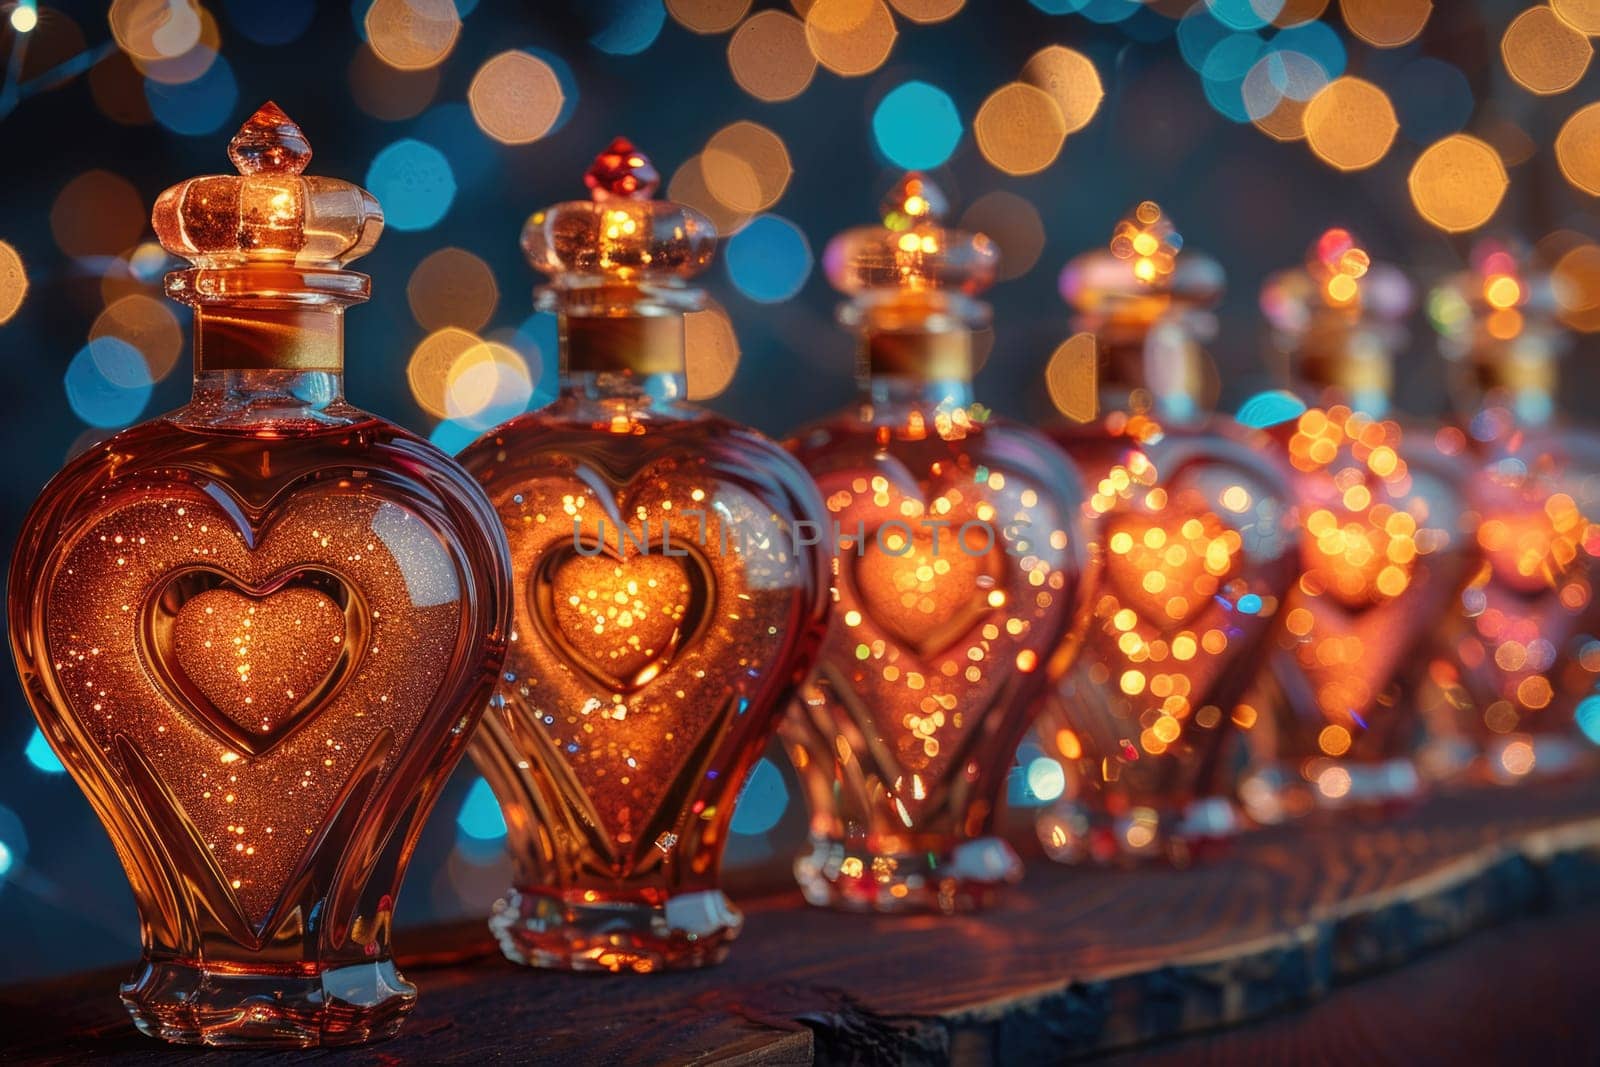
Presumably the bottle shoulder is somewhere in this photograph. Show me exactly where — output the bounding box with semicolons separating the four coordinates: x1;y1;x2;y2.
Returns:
14;414;507;567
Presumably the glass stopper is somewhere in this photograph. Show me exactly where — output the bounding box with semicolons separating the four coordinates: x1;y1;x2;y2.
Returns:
227;101;313;176
584;137;661;202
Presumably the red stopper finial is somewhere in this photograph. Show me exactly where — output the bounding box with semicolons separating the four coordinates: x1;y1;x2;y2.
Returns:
585;137;660;202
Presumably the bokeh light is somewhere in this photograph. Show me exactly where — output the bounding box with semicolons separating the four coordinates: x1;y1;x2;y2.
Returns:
669;154;752;236
668;0;750;33
1553;240;1600;332
731;757;789;834
52;171;143;259
109;0;200;62
1501;5;1591;96
0;242;26;325
1553;0;1600;34
1243;47;1330;141
1407;134;1507;233
975;82;1067;176
407;248;498;332
350;43;440;120
873;81;962;169
24;728;64;774
725;214;812;302
409;326;481;418
805;0;897;77
456;777;507;840
703;121;793;216
366;138;456;231
65;338;151;427
1020;45;1104;136
1236;389;1307;428
727;10;816;101
1200;32;1266;123
10;4;37;33
1557;101;1600;196
144;54;238;136
1303;76;1397;170
685;301;742;400
961;190;1044;281
469;50;565;145
1340;0;1431;48
1046;332;1098;422
890;0;963;21
130;3;220;86
445;339;533;430
365;0;460;71
90;295;182;382
590;0;667;55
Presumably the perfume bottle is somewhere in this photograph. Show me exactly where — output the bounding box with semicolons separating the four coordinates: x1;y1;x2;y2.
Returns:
457;140;829;972
1035;203;1300;864
781;174;1091;912
1427;241;1600;781
6;104;512;1046
1244;229;1476;819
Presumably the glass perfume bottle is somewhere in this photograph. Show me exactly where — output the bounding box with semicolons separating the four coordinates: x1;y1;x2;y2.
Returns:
457;140;829;972
1427;241;1600;781
1243;229;1475;820
1034;203;1300;864
781;174;1091;913
6;104;512;1046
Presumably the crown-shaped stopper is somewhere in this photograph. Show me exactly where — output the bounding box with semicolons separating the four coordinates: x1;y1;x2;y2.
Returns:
522;139;714;306
1059;201;1223;326
152;102;383;273
1260;228;1413;336
824;174;997;326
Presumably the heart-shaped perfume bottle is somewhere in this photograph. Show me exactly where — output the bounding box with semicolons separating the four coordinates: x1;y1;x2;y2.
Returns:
1036;203;1300;864
1242;229;1476;819
782;175;1092;912
1427;242;1600;781
7;105;511;1046
457;141;829;971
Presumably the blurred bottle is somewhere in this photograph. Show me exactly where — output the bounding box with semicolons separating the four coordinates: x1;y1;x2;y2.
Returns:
781;174;1092;912
1034;202;1300;865
1240;228;1477;823
1423;240;1600;784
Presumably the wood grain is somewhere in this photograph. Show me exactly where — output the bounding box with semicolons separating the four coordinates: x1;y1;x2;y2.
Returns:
3;778;1599;1064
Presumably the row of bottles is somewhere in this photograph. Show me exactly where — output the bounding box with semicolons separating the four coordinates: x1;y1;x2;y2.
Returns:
9;106;1597;1047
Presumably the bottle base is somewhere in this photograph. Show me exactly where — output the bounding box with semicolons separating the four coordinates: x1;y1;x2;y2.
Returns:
1238;758;1423;825
793;835;1022;914
120;958;414;1048
488;887;742;972
1036;796;1240;866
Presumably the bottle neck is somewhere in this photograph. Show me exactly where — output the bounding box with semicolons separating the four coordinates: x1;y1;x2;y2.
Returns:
560;368;688;404
180;367;352;429
1455;342;1559;427
560;311;685;378
1285;320;1397;419
1096;321;1206;423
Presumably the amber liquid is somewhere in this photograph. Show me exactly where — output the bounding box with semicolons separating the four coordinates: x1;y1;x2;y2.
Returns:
9;408;509;1044
460;385;828;970
1246;403;1475;816
783;385;1090;912
1040;414;1300;861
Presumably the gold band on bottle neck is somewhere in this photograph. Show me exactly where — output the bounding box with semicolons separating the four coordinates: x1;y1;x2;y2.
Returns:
562;313;686;375
861;328;973;380
193;305;345;372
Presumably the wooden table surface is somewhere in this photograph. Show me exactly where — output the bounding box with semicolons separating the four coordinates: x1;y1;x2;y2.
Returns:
5;777;1600;1065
